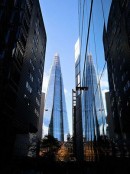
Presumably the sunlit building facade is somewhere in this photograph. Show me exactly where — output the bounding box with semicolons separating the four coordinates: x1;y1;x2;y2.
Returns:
43;53;69;141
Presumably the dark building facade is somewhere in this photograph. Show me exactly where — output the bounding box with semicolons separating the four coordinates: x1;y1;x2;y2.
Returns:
37;92;45;139
103;0;130;140
105;91;115;139
0;0;46;167
27;92;45;158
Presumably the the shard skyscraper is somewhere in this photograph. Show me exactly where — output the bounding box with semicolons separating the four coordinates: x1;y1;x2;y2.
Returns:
43;53;69;141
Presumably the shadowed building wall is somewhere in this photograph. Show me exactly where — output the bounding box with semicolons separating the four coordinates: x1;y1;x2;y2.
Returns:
0;0;46;167
103;0;130;140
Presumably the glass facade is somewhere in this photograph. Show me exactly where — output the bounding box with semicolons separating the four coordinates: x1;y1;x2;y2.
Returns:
78;0;112;82
82;54;106;142
75;0;112;160
43;53;69;141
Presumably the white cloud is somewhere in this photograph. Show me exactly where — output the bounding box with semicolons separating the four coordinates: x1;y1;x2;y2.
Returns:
64;88;68;94
100;80;108;89
100;68;109;90
42;72;49;93
64;88;71;97
99;68;109;116
42;123;48;138
102;88;109;115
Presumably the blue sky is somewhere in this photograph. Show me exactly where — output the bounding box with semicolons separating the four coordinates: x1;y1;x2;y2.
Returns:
39;0;79;134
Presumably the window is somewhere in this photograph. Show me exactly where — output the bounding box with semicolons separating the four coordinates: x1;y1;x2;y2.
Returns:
0;51;4;59
24;94;27;98
34;108;39;117
128;80;130;88
37;88;41;95
123;81;130;93
32;47;37;60
33;35;38;49
30;73;33;82
36;97;40;106
26;81;32;93
29;59;35;70
39;69;42;79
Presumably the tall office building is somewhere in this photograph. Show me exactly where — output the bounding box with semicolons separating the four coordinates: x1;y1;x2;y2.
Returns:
74;40;106;160
43;53;69;141
0;0;46;166
75;0;112;160
103;0;130;140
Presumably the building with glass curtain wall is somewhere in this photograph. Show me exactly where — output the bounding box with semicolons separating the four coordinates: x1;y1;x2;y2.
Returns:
43;53;69;141
74;0;112;160
74;39;106;160
82;54;106;142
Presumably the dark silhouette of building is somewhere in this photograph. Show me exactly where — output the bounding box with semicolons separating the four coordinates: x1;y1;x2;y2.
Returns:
0;0;46;168
37;92;45;140
26;92;45;158
74;39;84;161
105;91;115;139
103;0;130;141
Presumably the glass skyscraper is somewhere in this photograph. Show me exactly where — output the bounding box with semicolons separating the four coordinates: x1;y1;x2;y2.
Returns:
43;53;69;141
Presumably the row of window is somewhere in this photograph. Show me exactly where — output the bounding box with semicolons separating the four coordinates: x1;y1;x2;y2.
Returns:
24;94;40;118
26;79;41;95
31;48;44;73
32;19;40;52
29;57;43;90
24;92;40;107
